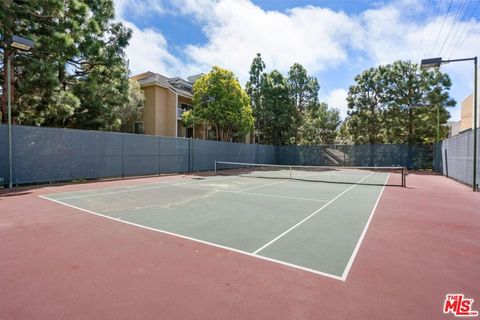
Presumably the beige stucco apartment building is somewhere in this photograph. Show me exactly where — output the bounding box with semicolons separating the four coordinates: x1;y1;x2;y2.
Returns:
460;94;473;132
130;72;207;139
460;93;479;132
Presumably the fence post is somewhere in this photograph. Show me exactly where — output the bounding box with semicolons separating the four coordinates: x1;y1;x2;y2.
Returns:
157;137;161;176
190;138;194;172
121;135;125;179
188;138;191;172
444;148;448;178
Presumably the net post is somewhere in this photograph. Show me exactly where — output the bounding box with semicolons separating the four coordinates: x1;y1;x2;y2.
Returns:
214;160;217;175
289;166;292;181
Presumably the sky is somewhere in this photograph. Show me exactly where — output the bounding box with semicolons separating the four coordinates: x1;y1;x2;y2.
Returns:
113;0;480;121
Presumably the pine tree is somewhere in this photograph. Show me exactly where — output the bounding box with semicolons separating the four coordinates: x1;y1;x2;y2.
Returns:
345;61;455;144
0;0;132;130
287;63;319;144
245;53;266;143
260;70;295;145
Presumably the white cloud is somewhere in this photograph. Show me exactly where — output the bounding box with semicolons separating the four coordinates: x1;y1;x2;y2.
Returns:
113;0;480;116
123;22;183;76
323;89;349;119
114;0;358;81
185;0;358;83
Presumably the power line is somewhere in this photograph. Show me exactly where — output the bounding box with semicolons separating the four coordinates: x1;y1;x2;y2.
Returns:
445;0;479;59
438;0;468;56
422;2;441;57
428;0;453;56
417;0;432;61
441;0;473;57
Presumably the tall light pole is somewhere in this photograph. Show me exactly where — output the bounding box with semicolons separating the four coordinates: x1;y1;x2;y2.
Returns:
421;56;478;191
5;35;34;188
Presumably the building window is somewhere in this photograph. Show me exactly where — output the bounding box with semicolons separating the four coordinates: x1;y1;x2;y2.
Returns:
134;121;144;134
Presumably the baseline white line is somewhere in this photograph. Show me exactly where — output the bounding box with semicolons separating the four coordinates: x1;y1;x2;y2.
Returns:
37;195;343;281
49;176;233;200
41;176;193;197
340;173;390;281
252;172;374;255
176;183;329;203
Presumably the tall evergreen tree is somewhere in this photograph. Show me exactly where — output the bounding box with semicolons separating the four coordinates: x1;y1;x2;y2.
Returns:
346;66;387;144
0;0;132;130
383;61;454;144
245;53;266;143
345;61;455;144
287;63;319;144
260;70;295;145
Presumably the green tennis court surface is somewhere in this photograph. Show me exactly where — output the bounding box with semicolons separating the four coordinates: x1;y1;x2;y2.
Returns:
40;169;392;280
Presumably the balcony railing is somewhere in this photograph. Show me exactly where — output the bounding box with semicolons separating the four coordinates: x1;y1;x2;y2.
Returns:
177;108;186;119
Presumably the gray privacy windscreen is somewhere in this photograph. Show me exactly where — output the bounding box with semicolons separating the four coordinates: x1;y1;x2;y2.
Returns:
1;124;442;186
436;130;480;187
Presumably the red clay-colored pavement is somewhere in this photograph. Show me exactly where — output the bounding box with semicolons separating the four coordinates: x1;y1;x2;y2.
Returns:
1;174;479;319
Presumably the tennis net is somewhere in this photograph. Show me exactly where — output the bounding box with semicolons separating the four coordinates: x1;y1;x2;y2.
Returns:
214;161;407;187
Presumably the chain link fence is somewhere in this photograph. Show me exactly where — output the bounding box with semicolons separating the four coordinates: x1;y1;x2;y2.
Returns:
1;125;437;186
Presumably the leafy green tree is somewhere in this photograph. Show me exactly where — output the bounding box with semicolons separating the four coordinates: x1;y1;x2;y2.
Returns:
260;70;295;145
245;53;265;142
0;0;131;130
287;63;320;144
186;66;253;142
300;103;340;145
118;79;145;133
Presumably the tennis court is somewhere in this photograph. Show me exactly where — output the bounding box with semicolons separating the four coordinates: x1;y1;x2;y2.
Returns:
2;165;479;320
39;162;404;280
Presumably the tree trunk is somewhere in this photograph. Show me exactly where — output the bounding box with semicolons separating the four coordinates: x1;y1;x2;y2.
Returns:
408;107;413;144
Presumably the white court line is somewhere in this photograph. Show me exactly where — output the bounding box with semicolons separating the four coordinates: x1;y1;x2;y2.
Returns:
41;176;192;197
176;183;329;203
37;195;343;281
340;173;389;281
252;172;374;255
48;175;234;201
